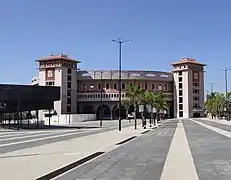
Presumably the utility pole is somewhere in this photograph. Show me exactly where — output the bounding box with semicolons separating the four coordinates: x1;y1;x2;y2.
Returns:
221;68;231;120
112;38;131;131
100;71;103;127
208;82;215;94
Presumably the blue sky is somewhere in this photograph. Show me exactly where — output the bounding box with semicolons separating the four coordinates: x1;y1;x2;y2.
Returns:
0;0;230;93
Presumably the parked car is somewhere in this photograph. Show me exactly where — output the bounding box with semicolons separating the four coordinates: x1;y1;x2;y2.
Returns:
127;114;134;119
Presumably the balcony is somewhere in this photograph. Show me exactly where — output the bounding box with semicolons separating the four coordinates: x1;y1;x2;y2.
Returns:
77;92;173;102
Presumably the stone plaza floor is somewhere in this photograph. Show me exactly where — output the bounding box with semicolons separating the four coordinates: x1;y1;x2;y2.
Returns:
1;118;231;180
55;119;231;180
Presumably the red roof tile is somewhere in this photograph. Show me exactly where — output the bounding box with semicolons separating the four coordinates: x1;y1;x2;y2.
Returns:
36;54;81;63
171;58;206;66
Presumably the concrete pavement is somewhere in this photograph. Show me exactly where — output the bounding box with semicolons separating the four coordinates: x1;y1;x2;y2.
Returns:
55;119;231;180
0;121;150;180
0;120;141;154
2;118;231;179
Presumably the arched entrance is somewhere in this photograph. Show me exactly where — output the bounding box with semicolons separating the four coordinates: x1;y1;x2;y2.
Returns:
112;105;127;119
96;104;111;119
81;105;95;114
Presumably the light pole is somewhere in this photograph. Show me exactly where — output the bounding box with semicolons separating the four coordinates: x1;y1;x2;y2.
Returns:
76;68;81;114
221;68;231;120
208;82;215;94
112;38;131;131
100;71;103;127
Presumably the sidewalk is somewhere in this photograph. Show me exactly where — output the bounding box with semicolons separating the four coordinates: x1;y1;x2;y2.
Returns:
0;122;153;180
196;117;231;125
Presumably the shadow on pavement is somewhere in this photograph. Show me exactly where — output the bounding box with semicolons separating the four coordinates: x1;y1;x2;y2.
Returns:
0;123;101;130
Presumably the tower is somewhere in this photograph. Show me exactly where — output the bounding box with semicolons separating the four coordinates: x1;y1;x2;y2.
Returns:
172;58;206;118
36;54;80;117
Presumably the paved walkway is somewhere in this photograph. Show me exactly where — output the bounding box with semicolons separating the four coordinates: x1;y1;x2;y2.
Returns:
55;119;231;180
2;118;231;179
0;120;148;180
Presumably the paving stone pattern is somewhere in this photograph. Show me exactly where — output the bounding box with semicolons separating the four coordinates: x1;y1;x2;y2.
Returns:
195;119;231;133
183;120;231;180
56;120;178;180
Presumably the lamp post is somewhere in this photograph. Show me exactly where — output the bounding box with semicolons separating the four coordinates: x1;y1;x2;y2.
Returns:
112;38;131;131
76;68;81;114
221;68;231;120
100;71;103;127
208;82;215;94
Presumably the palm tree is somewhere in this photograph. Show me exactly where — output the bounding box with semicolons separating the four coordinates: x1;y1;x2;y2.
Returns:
125;85;145;129
122;99;132;122
153;92;168;122
144;91;155;125
205;92;225;119
143;91;168;125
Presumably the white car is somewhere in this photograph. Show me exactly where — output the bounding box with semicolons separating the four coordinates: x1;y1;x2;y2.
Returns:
127;114;134;119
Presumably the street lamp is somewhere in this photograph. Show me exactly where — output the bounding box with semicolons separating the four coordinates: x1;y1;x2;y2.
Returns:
112;38;131;131
208;82;215;94
100;71;103;127
76;68;81;114
221;68;231;120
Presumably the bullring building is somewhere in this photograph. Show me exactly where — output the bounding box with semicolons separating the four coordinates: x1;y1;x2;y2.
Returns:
32;54;205;120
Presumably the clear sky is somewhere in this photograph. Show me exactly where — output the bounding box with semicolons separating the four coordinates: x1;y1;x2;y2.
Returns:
0;0;230;93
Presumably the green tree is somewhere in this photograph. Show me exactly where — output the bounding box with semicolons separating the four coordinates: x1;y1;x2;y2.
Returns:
205;92;225;119
122;99;132;122
143;91;168;124
125;85;145;129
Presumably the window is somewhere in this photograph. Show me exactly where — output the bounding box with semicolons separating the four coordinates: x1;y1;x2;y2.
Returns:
152;84;155;90
89;94;92;98
67;106;71;113
83;84;86;90
67;75;71;81
46;81;55;86
67;68;71;74
106;83;110;89
129;83;133;86
67;90;71;96
164;84;167;90
179;77;182;82
67;98;71;105
193;89;199;93
179;83;182;89
106;94;109;98
179;111;183;117
114;83;117;89
47;70;53;78
193;97;200;100
179;97;183;103
179;90;183;96
67;82;71;89
137;83;141;89
98;83;101;90
122;83;125;90
98;94;100;98
90;84;94;89
179;71;182;76
193;104;200;108
193;82;199;87
179;104;183;110
158;84;162;90
145;83;148;90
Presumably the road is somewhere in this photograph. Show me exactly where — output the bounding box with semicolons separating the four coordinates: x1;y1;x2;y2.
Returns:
55;118;231;180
